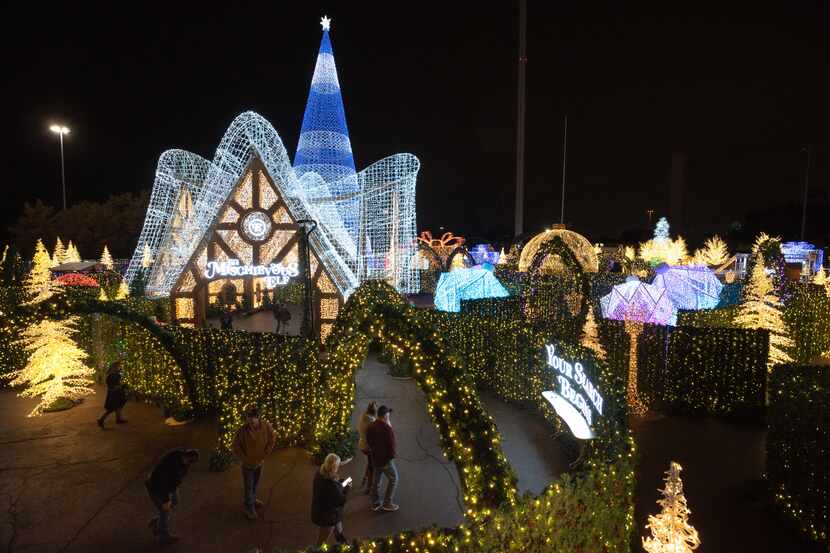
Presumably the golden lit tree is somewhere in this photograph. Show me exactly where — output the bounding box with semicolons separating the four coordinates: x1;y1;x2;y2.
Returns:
26;239;53;300
115;279;129;299
4;316;94;416
700;235;729;266
639;218;688;265
812;267;826;285
580;305;606;360
735;254;794;371
51;237;66;267
100;245;114;270
98;287;109;301
65;241;81;263
643;461;701;553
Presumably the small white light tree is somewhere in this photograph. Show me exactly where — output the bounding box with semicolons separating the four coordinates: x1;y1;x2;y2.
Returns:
51;237;66;267
5;316;95;416
115;279;129;299
26;239;53;301
643;461;701;553
100;245;114;270
735;253;794;371
580;305;606;360
65;241;81;263
141;244;153;268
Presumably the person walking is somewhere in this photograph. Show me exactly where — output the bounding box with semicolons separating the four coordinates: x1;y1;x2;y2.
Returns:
220;309;233;330
357;401;376;493
311;453;351;546
145;448;200;545
366;405;399;512
232;405;275;520
97;361;127;428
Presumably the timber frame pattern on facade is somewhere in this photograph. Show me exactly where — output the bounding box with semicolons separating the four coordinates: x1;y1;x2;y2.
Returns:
170;153;344;341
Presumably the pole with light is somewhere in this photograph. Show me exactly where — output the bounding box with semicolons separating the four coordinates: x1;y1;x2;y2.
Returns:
49;124;70;210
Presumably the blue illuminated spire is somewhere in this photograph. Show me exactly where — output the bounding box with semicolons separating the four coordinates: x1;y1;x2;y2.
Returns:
295;16;360;241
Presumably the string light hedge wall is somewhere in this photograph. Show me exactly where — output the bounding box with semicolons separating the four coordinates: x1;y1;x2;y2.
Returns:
310;280;634;552
768;364;830;548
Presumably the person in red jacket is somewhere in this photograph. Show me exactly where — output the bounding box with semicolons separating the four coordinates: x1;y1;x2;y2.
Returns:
366;405;399;511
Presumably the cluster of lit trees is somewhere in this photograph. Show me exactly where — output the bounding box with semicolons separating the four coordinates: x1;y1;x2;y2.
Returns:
638;217;730;268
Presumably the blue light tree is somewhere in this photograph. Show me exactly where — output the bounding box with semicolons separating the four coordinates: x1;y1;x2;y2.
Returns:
294;16;360;242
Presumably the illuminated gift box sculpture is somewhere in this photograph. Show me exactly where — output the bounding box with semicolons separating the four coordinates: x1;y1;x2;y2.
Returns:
600;276;677;326
651;264;723;311
434;267;509;313
124;18;419;335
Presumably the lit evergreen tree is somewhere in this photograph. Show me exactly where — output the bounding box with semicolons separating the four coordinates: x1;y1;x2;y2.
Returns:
643;461;701;553
26;239;53;301
4;316;94;416
735;253;794;371
700;235;729;266
115;279;129;299
580;305;606;360
654;217;670;241
65;241;81;263
51;237;66;267
100;245;114;270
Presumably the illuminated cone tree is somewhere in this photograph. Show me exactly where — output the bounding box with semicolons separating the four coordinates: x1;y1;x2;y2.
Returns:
26;239;53;301
51;237;66;267
735;253;793;371
5;316;94;416
65;241;81;263
580;305;606;360
115;279;129;299
100;245;114;270
643;461;700;553
700;235;729;266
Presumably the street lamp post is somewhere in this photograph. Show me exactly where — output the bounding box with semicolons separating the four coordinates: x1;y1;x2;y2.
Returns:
49;124;70;210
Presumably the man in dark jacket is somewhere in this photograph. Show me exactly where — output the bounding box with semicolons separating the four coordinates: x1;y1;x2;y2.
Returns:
366;405;399;511
145;448;199;545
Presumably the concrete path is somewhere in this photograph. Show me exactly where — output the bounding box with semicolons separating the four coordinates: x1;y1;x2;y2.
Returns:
0;353;567;553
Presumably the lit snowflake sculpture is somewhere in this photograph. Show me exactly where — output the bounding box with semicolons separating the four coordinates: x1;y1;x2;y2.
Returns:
600;276;677;326
126;20;419;299
651;264;723;311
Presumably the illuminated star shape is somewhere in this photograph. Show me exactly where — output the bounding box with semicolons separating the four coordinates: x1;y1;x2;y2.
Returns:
320;15;331;31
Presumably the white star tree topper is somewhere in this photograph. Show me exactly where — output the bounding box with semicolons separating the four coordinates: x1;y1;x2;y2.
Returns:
320;15;331;31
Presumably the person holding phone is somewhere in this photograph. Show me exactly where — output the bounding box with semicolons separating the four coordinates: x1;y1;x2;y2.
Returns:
311;453;351;546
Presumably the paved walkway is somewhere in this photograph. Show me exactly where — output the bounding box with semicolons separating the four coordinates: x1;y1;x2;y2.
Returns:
0;354;567;553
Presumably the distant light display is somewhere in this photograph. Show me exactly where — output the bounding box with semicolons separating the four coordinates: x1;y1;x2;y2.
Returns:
126;19;420;298
651;264;723;311
781;241;824;274
599;276;677;326
434;267;509;312
470;244;499;265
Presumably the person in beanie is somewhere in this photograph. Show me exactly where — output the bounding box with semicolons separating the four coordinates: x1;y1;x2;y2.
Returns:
97;360;127;428
357;401;377;492
232;405;275;520
146;448;200;545
366;405;399;511
311;453;351;545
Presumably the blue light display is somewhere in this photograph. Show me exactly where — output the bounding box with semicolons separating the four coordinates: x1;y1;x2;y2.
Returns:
781;241;824;274
651;264;723;311
294;20;360;242
470;244;500;265
434;268;509;312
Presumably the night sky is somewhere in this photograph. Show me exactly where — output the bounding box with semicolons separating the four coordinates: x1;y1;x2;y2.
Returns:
5;2;830;249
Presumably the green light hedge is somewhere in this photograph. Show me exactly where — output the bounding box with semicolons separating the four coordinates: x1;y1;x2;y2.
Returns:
768;364;830;547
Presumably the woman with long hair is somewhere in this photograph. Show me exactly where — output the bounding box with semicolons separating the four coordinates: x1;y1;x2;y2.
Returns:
311;453;351;546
